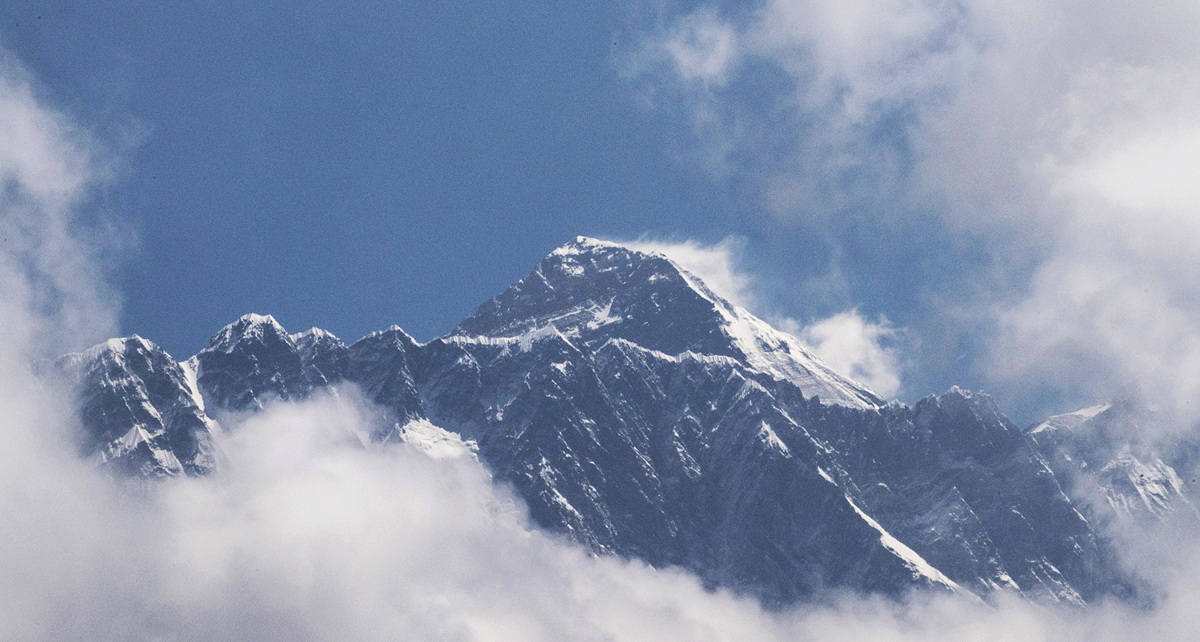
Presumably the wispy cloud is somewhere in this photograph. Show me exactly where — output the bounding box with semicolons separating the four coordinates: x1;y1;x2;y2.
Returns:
660;10;740;86
790;309;902;398
0;50;121;358
623;236;759;309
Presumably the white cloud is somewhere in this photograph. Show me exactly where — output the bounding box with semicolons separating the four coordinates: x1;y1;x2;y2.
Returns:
1067;126;1200;214
635;0;1200;419
978;61;1200;418
0;51;120;358
661;11;740;85
792;310;902;398
7;388;1200;640
622;236;758;309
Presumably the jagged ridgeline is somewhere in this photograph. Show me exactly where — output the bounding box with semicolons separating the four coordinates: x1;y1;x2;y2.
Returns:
45;237;1141;606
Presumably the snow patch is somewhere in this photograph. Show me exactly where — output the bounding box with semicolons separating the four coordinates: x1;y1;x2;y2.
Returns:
550;236;624;257
585;299;621;330
668;263;881;409
519;325;567;352
758;421;791;456
842;494;968;595
1101;449;1194;518
179;357;222;434
290;327;339;345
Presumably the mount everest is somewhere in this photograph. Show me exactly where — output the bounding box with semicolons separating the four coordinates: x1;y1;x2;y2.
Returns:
42;237;1188;606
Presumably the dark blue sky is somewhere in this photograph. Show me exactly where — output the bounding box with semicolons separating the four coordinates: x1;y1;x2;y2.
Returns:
0;0;1006;411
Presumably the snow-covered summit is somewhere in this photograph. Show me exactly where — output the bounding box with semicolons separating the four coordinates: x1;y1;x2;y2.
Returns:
453;237;881;409
361;324;419;346
289;326;339;346
194;314;312;412
47;333;219;477
77;335;155;360
549;235;626;256
205;313;292;354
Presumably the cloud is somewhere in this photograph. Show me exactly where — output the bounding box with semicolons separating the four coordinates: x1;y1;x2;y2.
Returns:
6;388;1200;641
632;0;1200;420
792;310;902;398
661;10;740;85
622;236;759;309
0;51;126;640
977;60;1200;419
0;50;121;358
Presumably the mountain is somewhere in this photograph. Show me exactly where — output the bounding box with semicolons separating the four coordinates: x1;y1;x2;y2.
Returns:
1026;400;1200;525
45;237;1134;605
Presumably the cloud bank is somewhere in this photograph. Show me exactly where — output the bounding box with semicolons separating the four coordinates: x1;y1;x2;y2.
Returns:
7;387;1194;642
632;0;1200;420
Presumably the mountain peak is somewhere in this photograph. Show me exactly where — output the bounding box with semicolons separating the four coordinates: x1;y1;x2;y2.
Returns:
290;327;343;351
549;236;627;256
1027;403;1112;435
79;335;155;360
44;335;162;380
454;238;882;409
360;324;419;348
205;313;291;354
452;238;721;349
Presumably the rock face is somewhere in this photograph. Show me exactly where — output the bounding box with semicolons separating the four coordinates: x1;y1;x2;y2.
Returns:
47;237;1136;605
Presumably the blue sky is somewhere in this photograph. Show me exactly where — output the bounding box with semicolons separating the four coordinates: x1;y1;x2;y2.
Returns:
4;0;1200;424
0;2;743;342
0;3;778;341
